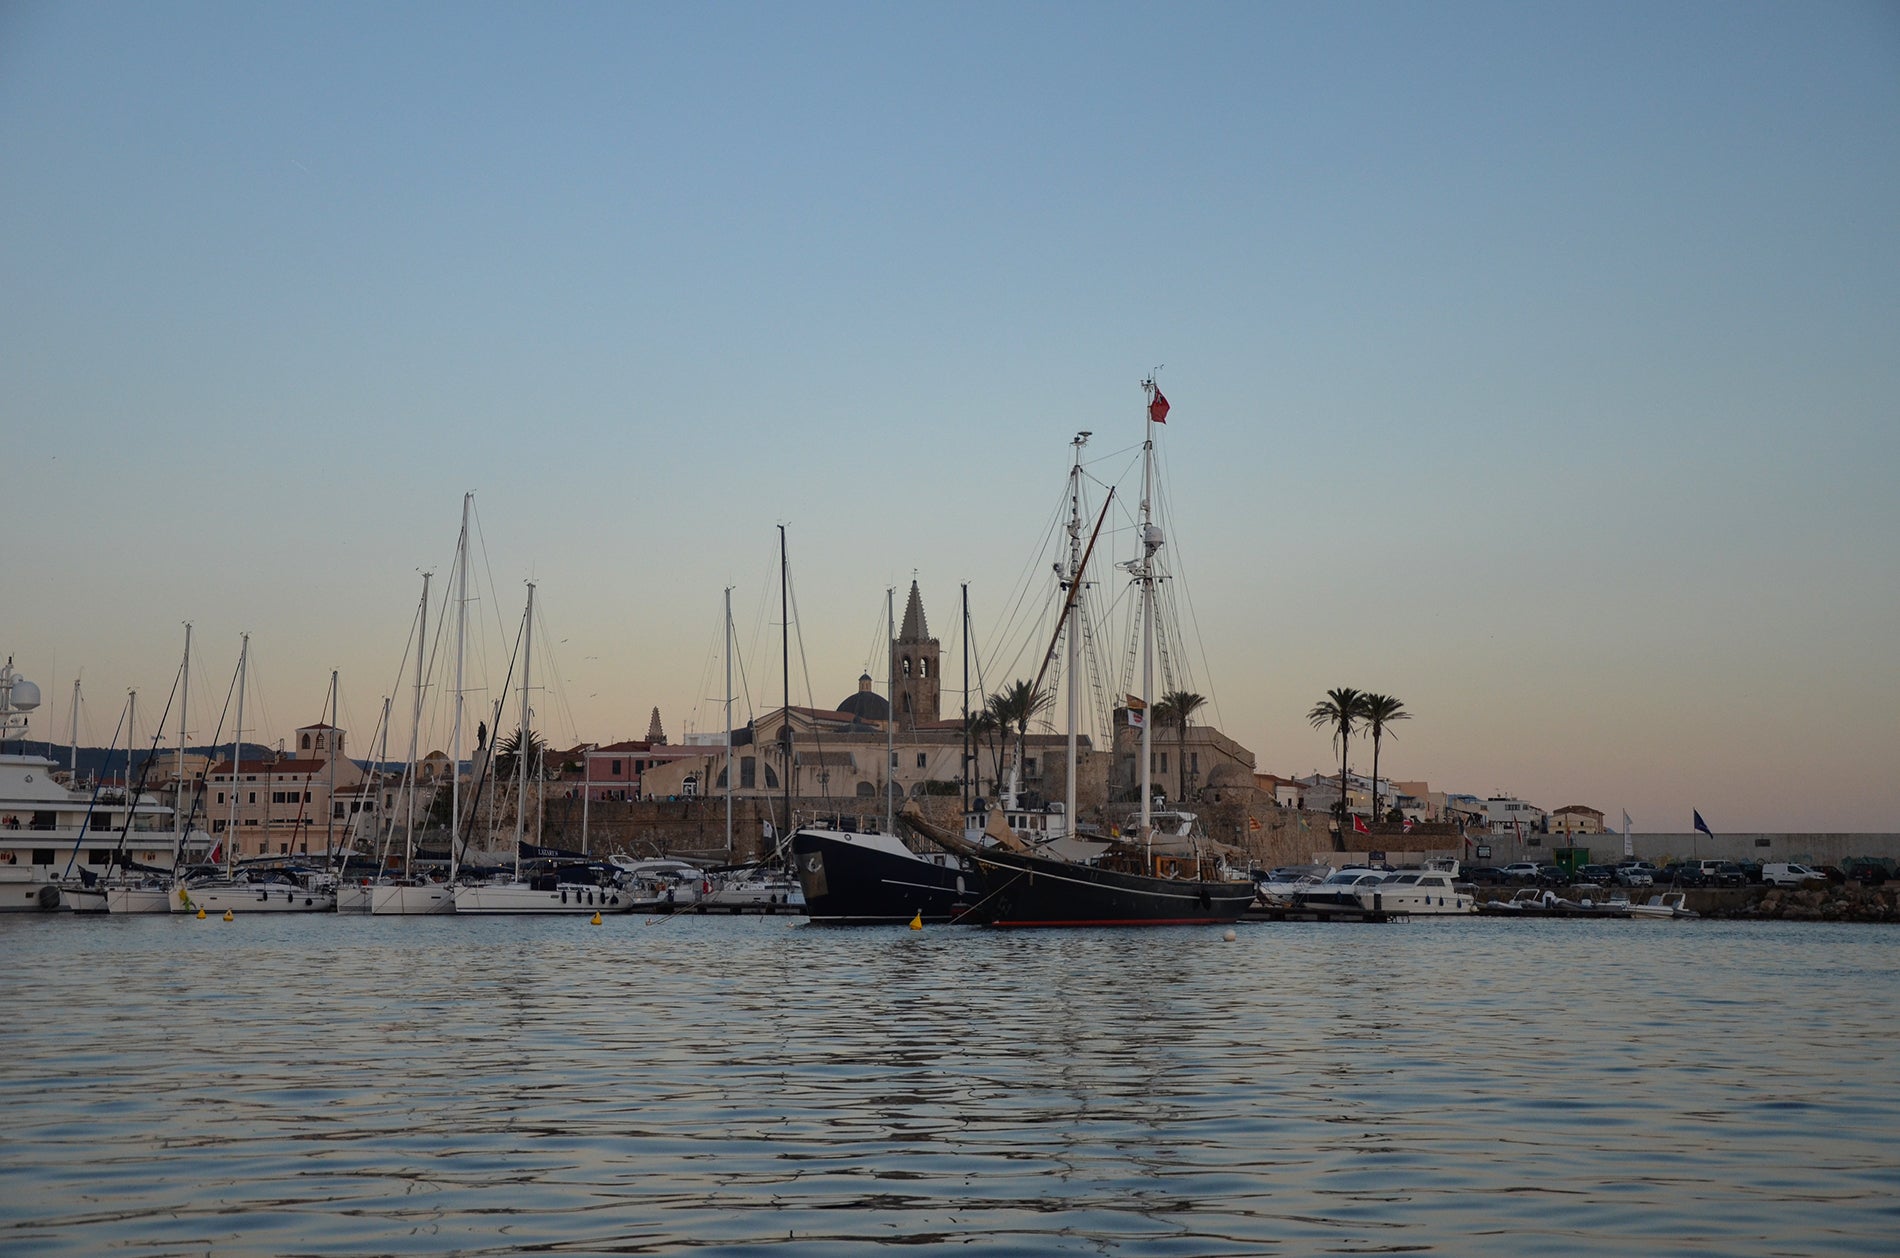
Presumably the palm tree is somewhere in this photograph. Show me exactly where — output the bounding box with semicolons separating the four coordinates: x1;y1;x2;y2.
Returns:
988;679;1051;798
493;725;547;785
1360;693;1410;824
1152;690;1207;802
1306;687;1367;850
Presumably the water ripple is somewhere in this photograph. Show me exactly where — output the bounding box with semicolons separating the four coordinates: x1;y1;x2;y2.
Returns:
0;915;1895;1254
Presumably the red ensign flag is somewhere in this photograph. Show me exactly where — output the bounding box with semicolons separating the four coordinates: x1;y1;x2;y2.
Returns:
1148;389;1169;424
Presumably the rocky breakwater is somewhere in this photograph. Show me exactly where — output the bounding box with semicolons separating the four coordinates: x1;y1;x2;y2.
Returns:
1720;884;1899;923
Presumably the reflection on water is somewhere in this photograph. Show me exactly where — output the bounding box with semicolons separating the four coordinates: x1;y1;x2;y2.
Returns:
1;916;1894;1255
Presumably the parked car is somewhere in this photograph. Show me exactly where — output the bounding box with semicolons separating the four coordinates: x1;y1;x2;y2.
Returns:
1535;864;1572;886
1736;861;1764;884
1614;865;1654;887
1710;862;1747;887
1846;863;1889;886
1463;865;1507;886
1500;862;1542;883
1762;863;1828;888
1577;864;1618;886
1668;864;1708;888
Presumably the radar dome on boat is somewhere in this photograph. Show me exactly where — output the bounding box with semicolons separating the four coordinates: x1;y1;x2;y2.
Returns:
1143;524;1165;551
8;679;39;711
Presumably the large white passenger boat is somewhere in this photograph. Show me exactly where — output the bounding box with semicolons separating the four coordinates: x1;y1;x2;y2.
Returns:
0;660;208;912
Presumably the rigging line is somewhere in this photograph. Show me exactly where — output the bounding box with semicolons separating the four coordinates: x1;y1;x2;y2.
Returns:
59;695;129;880
532;594;582;748
177;644;245;843
109;655;185;865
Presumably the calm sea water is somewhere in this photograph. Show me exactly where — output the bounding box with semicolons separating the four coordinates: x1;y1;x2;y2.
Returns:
1;914;1894;1256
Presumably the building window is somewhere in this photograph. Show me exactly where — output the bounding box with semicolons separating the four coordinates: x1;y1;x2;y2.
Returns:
890;751;899;769
740;757;757;789
917;753;927;769
216;792;225;805
301;734;311;750
1024;757;1038;778
920;658;930;679
248;792;256;804
1190;753;1198;774
611;759;622;775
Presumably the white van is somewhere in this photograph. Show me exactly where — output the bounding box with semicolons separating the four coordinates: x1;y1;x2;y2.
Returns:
1762;863;1826;888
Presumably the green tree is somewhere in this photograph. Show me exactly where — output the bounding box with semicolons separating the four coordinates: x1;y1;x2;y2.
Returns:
1360;693;1410;825
1152;689;1207;802
988;679;1052;798
1307;687;1368;850
494;726;547;785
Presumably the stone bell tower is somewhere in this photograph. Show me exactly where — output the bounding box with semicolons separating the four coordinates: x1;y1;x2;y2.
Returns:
890;580;941;730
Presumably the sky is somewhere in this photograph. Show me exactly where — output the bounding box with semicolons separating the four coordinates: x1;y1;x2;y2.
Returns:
2;1;1896;831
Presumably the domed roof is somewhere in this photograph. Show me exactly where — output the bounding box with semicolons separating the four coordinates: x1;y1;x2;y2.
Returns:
837;674;890;722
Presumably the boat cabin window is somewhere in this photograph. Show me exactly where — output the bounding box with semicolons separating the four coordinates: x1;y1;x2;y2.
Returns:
33;849;55;865
91;812;113;830
32;811;55;830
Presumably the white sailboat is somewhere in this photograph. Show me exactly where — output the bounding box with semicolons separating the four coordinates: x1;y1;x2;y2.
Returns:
372;538;454;915
173;636;339;914
452;582;634;915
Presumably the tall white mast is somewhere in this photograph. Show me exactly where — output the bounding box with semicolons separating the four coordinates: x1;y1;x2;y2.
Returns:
177;624;191;848
452;493;469;879
886;585;896;837
1066;432;1087;838
126;688;136;796
70;678;80;779
228;633;248;874
404;573;430;878
513;583;534;879
448;501;467;877
324;670;338;863
1139;380;1161;863
724;585;734;861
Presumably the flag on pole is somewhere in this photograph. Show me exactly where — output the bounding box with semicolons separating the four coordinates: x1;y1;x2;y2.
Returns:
1693;810;1713;838
1248;816;1262;832
1125;695;1146;728
1401;820;1414;834
1148;388;1170;425
1352;814;1370;835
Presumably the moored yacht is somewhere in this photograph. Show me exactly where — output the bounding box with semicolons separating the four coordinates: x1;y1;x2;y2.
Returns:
0;660;208;912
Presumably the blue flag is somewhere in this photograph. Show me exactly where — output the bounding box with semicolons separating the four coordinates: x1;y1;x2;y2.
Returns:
1693;810;1713;837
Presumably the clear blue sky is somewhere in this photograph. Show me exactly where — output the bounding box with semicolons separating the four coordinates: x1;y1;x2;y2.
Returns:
4;1;1896;830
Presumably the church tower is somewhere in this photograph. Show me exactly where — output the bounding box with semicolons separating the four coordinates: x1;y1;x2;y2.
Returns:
890;581;941;730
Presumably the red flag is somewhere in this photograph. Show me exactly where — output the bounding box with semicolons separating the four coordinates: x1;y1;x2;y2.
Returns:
1352;815;1370;835
1402;820;1414;834
208;839;223;864
1148;389;1170;425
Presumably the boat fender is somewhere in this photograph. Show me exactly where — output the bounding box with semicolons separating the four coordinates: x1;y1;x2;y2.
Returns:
37;884;59;909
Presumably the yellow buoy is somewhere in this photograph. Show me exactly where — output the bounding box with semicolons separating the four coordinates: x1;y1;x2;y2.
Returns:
195;908;206;920
223;910;234;922
909;911;923;931
590;911;603;925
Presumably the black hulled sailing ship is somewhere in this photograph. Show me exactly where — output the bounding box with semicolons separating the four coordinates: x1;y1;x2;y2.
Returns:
792;823;984;924
901;399;1254;928
898;805;1253;927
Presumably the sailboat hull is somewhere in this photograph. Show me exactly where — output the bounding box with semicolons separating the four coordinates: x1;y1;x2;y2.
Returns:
369;883;455;915
450;882;634;914
172;882;338;913
965;848;1254;927
793;829;981;925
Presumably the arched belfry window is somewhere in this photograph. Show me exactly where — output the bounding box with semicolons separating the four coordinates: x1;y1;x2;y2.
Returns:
301;734;311;751
902;656;912;678
920;658;930;679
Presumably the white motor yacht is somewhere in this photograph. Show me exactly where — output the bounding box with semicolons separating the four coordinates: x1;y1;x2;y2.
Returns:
0;660;208;912
1353;869;1475;915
